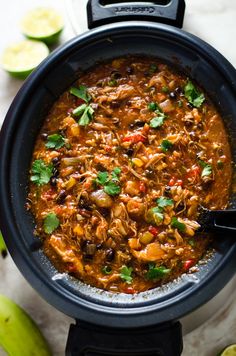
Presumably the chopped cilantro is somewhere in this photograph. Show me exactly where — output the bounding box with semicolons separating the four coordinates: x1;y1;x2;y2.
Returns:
217;160;224;169
30;159;53;186
45;134;65;149
188;239;195;247
146;263;170;280
201;164;212;177
160;139;173;152
96;171;109;186
111;167;121;181
148;102;158;111
104;181;121;196
102;266;112;275
149;63;157;74
72;103;87;116
120;265;133;284
156;196;174;208
108;79;118;87
43;213;60;234
95;168;121;196
70;85;91;103
150;115;165;128
146;206;164;226
78;105;94;126
184;81;205;108
171;217;186;232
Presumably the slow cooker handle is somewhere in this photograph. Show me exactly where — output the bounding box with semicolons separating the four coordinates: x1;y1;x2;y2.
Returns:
66;320;183;355
87;0;185;29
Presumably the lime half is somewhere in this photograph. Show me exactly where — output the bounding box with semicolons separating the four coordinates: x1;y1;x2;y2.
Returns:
1;40;49;79
21;7;64;45
218;344;236;356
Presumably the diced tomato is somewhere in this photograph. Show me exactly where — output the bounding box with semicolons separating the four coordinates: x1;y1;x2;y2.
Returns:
41;189;56;201
139;181;146;193
67;263;77;273
186;165;200;179
168;177;183;187
123;286;136;294
104;145;112;153
122;133;146;144
148;226;159;236
183;259;195;271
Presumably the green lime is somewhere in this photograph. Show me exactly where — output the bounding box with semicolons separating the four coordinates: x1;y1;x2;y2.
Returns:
20;7;64;45
218;344;236;356
1;40;49;79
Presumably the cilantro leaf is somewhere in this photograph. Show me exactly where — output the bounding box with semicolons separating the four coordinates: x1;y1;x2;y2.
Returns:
72;103;87;116
104;181;121;196
43;213;60;234
146;263;170;280
102;266;112;275
184;81;205;108
70;85;91;103
171;217;186;232
96;171;109;185
156;196;174;208
160;139;173;152
149;63;157;74
150;115;165;128
148;102;158;111
111;167;121;181
120;265;133;284
30;159;53;186
45;134;65;149
201;164;212;177
78;105;94;126
146;206;164;226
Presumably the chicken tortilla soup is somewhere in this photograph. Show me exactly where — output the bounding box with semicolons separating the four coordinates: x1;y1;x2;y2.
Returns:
28;57;232;294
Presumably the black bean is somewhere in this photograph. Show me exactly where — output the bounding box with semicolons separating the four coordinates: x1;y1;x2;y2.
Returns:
50;177;57;187
52;168;59;178
106;248;115;262
126;67;134;75
169;91;177;99
145;169;155;178
57;190;67;204
110;101;120;109
96;243;103;250
126;148;134;157
111;71;122;80
164;186;171;195
187;102;194;109
52;157;60;167
175;87;183;95
99;208;110;218
41;133;48;141
78;197;93;211
129;121;145;129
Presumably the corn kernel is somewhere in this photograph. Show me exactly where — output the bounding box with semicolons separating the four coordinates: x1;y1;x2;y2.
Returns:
132;158;144;167
139;231;154;244
73;225;84;236
69;124;80;136
66;177;77;189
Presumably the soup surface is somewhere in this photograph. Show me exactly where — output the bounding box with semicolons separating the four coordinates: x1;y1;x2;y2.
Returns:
28;57;232;294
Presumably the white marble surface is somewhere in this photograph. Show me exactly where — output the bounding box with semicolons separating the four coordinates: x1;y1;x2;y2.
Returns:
0;0;236;355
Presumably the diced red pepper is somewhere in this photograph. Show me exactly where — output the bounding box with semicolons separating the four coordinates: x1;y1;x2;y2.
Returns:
123;286;136;294
67;263;77;273
104;145;112;153
168;177;183;187
122;133;146;144
139;181;146;193
183;259;195;271
186;165;200;179
148;226;159;236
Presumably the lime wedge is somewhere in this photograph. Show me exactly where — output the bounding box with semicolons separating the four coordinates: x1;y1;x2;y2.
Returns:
21;7;64;45
1;40;49;79
218;344;236;356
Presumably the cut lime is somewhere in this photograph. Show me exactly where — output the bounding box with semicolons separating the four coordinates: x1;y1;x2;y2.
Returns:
1;40;49;79
21;7;64;45
218;344;236;356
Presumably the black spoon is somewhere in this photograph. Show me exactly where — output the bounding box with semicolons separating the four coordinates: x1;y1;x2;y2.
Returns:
198;207;236;233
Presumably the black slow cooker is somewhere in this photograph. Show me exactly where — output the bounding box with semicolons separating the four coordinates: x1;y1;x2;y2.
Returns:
1;0;236;354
